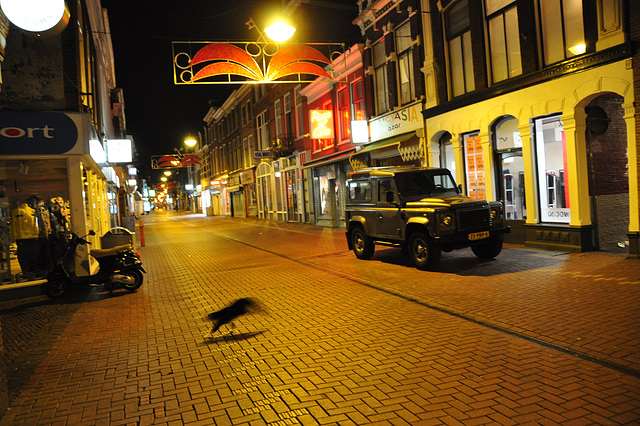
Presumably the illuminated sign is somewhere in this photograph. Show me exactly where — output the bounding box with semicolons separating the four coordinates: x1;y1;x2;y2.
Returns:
310;110;334;139
0;111;77;154
106;139;133;163
351;120;368;143
369;101;423;142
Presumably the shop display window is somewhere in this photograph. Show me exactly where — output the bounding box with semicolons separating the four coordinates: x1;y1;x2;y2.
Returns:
0;159;71;283
534;114;570;223
464;133;486;200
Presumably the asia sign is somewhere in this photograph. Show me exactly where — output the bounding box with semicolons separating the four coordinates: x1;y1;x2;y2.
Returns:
369;101;423;142
310;110;334;139
173;42;345;85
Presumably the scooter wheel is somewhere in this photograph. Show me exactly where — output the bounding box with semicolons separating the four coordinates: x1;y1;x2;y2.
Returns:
121;270;143;291
45;278;67;298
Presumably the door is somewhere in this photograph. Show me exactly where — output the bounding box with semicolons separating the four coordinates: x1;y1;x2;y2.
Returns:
372;178;402;239
497;151;525;220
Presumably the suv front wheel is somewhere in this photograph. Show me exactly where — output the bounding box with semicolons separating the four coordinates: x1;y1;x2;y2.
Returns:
408;231;441;270
351;226;375;260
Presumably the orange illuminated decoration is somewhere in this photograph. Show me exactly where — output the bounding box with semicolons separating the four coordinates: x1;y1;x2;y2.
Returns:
151;153;201;169
173;41;344;85
310;110;334;139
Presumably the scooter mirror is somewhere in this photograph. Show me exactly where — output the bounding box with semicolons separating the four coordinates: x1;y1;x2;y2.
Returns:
89;230;96;236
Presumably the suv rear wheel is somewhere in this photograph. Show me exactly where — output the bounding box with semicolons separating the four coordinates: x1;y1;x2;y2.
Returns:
408;231;441;270
351;226;375;260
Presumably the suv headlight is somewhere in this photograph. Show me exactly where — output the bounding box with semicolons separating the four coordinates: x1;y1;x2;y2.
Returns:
491;208;499;220
442;215;453;226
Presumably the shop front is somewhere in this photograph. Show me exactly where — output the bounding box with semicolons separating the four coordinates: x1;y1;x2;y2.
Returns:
256;156;303;222
424;60;637;254
350;101;426;170
0;111;112;283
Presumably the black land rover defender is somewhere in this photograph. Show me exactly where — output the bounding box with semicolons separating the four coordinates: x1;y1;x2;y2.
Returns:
345;166;510;270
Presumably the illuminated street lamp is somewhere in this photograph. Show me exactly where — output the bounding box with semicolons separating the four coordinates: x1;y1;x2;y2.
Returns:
265;20;296;42
184;137;197;148
163;171;172;176
161;176;167;182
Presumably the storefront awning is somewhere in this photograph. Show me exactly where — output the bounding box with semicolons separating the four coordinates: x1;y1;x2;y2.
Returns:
301;149;355;169
355;132;416;155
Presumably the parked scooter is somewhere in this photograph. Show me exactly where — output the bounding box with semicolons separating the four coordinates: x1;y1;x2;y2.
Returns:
45;230;146;298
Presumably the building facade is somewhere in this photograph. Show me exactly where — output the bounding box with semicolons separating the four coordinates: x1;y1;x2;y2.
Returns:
419;0;638;256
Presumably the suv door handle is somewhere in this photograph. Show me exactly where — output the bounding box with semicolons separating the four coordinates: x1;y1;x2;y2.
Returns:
377;213;383;220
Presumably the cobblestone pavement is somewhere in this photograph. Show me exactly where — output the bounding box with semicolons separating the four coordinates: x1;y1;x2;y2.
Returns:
1;211;639;425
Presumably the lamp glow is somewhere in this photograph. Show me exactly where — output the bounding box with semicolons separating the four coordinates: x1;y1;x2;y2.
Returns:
184;137;197;147
265;21;296;42
161;177;167;182
163;171;172;176
568;43;586;55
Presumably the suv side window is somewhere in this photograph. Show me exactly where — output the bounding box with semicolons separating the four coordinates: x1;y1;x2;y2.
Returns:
348;180;372;202
378;178;396;204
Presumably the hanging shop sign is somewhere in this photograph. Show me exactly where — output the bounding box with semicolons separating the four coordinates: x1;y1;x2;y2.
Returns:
369;101;423;142
0;111;78;154
310;109;334;139
173;41;345;85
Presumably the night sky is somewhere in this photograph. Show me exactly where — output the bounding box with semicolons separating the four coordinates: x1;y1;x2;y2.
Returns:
102;0;362;181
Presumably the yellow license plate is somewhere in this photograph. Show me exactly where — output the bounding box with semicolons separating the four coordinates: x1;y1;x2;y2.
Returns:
469;231;489;241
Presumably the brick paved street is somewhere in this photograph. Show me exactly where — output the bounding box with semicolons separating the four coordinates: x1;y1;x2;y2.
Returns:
1;211;640;425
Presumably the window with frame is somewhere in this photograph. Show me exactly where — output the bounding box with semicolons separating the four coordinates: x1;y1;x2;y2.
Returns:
348;180;372;202
294;85;304;138
284;93;292;136
372;40;389;114
395;21;415;105
485;0;522;83
274;99;282;137
244;134;255;168
446;0;475;97
352;78;365;121
256;110;269;150
539;0;585;65
337;86;350;142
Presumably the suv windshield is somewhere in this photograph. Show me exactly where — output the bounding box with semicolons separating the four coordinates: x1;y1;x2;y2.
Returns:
395;171;459;200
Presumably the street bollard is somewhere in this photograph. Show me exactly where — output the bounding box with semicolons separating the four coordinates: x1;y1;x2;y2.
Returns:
139;220;146;247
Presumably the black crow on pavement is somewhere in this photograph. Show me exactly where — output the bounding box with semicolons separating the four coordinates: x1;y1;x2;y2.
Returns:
206;298;261;335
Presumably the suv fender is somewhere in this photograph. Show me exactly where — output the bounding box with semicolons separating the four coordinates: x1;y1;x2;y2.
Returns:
348;215;370;233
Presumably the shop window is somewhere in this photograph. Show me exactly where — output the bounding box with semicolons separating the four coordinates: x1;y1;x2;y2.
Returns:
373;39;389;115
446;0;474;97
539;0;585;65
337;87;350;142
494;116;526;220
396;21;415;105
534;114;570;223
464;132;486;200
485;0;522;83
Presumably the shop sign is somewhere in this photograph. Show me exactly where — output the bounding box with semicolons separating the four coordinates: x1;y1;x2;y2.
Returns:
369;102;423;142
0;111;78;154
240;170;255;185
253;150;271;159
351;120;368;143
106;138;133;163
310;110;334;139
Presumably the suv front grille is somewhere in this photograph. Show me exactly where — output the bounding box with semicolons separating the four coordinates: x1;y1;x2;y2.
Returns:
458;208;491;231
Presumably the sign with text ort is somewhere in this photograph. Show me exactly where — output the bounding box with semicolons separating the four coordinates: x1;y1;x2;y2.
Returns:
0;111;78;154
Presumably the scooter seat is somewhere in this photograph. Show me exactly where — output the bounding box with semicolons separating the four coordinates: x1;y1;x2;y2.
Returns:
90;244;132;258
